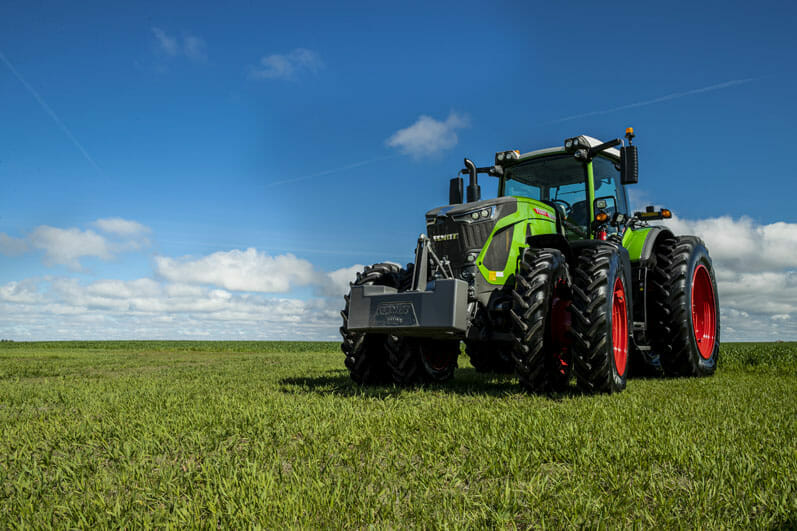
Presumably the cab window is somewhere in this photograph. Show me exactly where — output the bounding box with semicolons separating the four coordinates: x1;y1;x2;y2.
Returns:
592;156;629;216
502;155;589;239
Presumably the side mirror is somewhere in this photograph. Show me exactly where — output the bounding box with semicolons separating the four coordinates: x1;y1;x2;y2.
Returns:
620;145;638;184
449;177;464;204
593;195;617;220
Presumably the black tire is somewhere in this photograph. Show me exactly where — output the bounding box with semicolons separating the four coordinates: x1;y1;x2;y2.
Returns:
648;236;720;376
340;263;408;385
465;341;515;373
569;243;632;394
510;247;571;393
387;337;459;385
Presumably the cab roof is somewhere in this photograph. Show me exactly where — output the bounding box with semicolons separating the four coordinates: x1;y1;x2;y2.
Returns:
517;135;621;162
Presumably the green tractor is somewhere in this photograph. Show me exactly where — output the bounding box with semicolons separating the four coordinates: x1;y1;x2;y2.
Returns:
341;129;719;393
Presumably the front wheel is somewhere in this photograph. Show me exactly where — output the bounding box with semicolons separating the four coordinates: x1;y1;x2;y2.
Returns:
569;243;632;394
387;337;459;385
510;247;571;393
340;263;408;385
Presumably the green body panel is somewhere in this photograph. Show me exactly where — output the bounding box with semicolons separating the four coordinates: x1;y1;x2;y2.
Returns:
622;227;653;262
476;198;557;285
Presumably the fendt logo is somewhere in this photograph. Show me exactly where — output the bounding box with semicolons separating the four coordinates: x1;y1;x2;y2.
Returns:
432;233;458;242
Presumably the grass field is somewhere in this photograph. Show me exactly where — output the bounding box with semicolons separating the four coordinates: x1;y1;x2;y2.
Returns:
1;341;795;528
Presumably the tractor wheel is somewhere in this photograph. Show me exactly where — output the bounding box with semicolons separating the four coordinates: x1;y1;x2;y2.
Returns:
465;341;515;373
340;263;409;385
510;247;571;393
569;243;631;394
387;337;459;385
649;236;720;376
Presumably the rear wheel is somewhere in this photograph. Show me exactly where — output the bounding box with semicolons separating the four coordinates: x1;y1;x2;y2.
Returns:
387;337;459;385
340;263;409;385
569;243;631;393
649;236;719;376
510;248;571;393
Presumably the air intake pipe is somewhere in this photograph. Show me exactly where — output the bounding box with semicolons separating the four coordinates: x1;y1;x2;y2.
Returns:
463;158;481;202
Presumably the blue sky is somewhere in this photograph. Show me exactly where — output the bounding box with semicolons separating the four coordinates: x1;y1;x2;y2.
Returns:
1;0;796;340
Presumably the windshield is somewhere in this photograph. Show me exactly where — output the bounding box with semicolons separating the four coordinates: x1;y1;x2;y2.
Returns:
502;155;589;238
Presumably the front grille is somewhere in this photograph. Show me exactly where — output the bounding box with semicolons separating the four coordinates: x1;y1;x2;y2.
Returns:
428;217;496;272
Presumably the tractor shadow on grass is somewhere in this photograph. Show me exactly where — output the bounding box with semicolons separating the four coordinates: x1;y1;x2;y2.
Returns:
279;368;587;400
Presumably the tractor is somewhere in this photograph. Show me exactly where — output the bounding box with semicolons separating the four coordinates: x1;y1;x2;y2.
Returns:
340;128;719;393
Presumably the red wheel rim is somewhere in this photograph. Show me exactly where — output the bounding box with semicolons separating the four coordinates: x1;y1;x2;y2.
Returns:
612;277;628;377
691;264;717;359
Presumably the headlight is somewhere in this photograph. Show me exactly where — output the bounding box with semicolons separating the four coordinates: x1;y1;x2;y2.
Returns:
454;206;495;223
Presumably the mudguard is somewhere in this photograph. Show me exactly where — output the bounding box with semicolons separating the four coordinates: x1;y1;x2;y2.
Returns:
623;226;675;265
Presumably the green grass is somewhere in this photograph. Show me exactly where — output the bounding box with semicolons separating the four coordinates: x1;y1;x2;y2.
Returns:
1;341;795;528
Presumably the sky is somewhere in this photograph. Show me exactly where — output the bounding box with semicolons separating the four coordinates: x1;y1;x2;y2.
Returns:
1;0;796;341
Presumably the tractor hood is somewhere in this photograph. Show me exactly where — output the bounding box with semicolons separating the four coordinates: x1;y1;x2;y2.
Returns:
424;197;518;274
425;196;560;276
425;196;518;221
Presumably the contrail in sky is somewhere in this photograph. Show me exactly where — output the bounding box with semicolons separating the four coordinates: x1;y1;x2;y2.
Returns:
549;77;757;124
262;154;399;189
0;50;103;173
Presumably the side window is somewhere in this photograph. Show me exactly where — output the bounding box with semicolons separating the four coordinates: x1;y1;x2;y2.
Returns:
592;157;629;216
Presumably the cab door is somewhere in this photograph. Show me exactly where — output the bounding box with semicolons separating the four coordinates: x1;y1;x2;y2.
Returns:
591;156;630;236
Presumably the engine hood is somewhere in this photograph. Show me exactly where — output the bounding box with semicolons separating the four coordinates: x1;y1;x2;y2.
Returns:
425;196;518;220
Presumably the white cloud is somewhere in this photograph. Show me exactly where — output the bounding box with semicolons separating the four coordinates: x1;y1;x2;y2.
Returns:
0;279;42;304
21;218;151;269
183;36;207;62
248;48;323;80
0;233;28;256
322;264;365;297
665;215;797;273
152;27;179;56
151;27;207;63
386;111;469;158
30;226;112;269
0;276;345;341
155;248;318;293
94;217;150;237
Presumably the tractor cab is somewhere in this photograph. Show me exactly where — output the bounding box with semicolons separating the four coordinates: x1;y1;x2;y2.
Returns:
497;136;632;241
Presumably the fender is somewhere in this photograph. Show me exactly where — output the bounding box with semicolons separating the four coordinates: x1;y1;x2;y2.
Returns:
622;226;675;266
526;233;573;263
